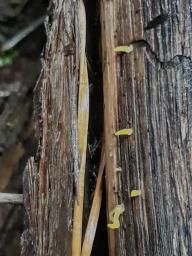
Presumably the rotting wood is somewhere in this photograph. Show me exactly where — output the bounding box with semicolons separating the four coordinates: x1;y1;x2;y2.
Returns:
100;1;119;255
101;0;192;255
22;1;78;255
21;0;192;255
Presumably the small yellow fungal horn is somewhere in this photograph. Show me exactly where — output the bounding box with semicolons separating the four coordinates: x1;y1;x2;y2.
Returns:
115;128;133;136
108;203;125;229
114;45;134;53
131;190;142;198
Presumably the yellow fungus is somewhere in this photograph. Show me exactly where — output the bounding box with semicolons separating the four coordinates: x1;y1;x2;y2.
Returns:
107;203;125;229
114;45;134;53
131;190;141;198
115;128;133;136
115;167;122;172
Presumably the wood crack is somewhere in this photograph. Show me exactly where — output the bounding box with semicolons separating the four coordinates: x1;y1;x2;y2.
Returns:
130;39;192;69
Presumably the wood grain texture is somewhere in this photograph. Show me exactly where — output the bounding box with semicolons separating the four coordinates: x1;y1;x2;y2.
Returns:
101;0;192;255
22;1;78;255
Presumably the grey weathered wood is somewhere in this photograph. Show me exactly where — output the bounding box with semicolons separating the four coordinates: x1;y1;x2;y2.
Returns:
101;0;192;255
0;193;23;204
22;1;78;255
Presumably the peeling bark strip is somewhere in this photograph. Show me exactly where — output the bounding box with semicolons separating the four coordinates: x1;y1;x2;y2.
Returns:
101;0;192;255
22;1;78;255
72;0;89;255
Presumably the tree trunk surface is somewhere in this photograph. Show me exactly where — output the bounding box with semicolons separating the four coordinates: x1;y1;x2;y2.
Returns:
101;0;192;255
22;0;192;255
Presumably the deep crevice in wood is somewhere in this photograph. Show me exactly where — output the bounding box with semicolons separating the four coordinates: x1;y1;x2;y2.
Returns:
130;39;192;68
84;0;108;254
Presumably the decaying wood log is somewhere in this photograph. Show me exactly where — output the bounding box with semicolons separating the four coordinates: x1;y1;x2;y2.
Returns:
22;1;78;255
101;0;192;255
22;0;192;255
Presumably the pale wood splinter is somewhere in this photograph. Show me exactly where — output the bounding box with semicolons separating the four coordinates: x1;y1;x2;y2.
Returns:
0;193;23;204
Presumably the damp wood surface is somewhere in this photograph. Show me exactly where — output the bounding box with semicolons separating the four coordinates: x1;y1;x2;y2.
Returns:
22;1;77;255
101;0;192;255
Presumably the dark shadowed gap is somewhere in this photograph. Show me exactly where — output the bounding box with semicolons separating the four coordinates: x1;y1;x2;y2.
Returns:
0;1;48;255
84;0;108;255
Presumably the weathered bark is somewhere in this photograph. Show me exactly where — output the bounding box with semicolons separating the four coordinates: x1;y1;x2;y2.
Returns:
101;0;192;255
22;1;78;255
